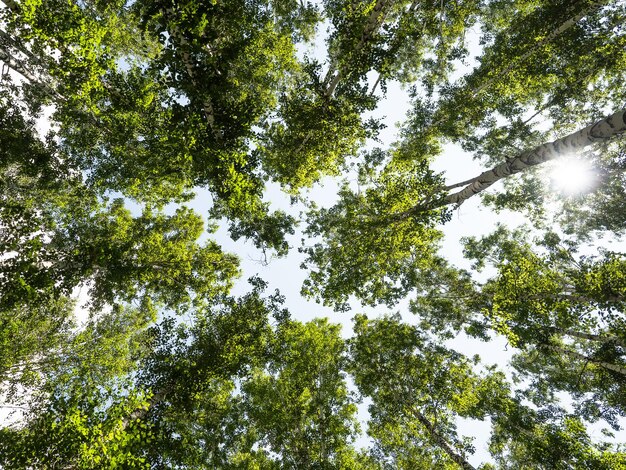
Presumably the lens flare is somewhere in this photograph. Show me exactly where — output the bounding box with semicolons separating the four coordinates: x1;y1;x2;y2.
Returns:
550;157;596;194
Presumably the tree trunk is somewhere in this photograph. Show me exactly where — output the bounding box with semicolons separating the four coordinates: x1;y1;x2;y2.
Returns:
407;407;476;470
440;109;626;207
165;12;222;145
0;46;48;90
544;344;626;376
120;387;169;429
325;0;394;97
555;328;626;349
0;29;41;67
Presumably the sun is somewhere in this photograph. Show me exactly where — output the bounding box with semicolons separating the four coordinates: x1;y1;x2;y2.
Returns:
549;157;597;195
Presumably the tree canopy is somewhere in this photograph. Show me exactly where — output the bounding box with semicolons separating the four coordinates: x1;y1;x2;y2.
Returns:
1;0;626;467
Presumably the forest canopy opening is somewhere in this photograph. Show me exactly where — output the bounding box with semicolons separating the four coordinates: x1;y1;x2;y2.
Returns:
1;0;626;468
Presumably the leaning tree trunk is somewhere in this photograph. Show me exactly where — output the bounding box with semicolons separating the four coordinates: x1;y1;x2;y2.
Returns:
407;407;477;470
543;343;626;376
555;328;626;349
441;109;626;207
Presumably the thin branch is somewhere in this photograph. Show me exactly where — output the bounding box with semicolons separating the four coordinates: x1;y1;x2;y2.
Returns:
469;0;608;99
543;343;626;376
444;176;482;191
406;406;476;470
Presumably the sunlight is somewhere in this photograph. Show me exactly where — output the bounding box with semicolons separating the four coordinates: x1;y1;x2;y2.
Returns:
550;157;597;194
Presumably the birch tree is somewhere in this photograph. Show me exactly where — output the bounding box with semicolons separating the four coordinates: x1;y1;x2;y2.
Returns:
388;223;626;430
3;0;626;466
303;107;626;308
447;227;626;430
349;314;508;469
0;286;375;468
487;398;626;469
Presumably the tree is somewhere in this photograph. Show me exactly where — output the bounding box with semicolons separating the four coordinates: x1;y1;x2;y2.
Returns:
0;300;156;468
1;192;240;315
349;314;509;469
302;107;626;309
299;0;626;307
301;153;449;310
0;284;377;468
243;318;364;468
3;0;626;467
458;227;626;428
488;401;626;469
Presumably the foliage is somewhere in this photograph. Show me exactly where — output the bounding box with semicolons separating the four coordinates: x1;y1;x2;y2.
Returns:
2;0;626;467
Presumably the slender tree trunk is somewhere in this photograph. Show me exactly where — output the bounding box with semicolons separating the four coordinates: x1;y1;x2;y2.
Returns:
369;73;382;97
556;328;626;349
440;109;626;207
325;0;394;97
166;14;222;145
363;0;420;98
544;344;626;376
443;176;482;191
407;407;476;470
298;0;397;155
0;46;46;88
469;0;608;99
0;29;41;67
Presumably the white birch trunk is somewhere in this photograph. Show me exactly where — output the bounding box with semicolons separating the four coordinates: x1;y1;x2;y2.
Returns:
120;387;168;429
298;0;397;156
557;328;626;349
443;109;626;207
325;0;394;97
407;407;477;470
166;13;222;144
0;46;41;87
545;344;626;376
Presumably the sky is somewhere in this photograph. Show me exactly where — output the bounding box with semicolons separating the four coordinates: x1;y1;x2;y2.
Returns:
3;1;624;464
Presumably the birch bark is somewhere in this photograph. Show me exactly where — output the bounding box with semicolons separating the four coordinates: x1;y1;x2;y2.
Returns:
555;328;626;349
442;109;626;207
544;344;626;376
165;11;222;145
406;406;477;470
1;0;19;12
0;46;48;88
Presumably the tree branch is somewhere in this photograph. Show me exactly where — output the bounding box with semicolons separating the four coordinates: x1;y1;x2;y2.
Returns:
406;406;476;470
469;0;608;100
439;109;626;208
543;343;626;376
